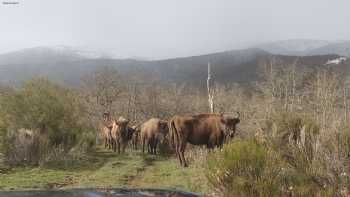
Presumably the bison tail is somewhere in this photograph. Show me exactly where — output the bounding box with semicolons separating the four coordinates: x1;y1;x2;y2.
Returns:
168;118;177;149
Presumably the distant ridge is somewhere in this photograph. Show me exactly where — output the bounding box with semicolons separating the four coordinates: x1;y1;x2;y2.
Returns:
256;39;350;57
0;44;348;86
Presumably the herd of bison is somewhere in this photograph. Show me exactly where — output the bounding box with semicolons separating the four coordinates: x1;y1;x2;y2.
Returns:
100;112;240;167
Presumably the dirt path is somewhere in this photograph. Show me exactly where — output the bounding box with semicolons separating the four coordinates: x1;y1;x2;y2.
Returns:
0;148;209;194
126;156;157;186
67;149;160;188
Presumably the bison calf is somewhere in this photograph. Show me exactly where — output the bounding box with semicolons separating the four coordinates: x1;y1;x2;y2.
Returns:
130;125;140;150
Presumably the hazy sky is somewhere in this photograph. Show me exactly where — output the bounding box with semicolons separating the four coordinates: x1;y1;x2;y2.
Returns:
0;0;349;59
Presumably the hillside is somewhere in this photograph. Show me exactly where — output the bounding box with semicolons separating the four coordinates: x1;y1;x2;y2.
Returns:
256;39;350;57
256;39;330;56
0;46;348;86
306;41;350;57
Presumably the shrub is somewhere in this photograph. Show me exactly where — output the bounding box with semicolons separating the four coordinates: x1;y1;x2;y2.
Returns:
0;78;94;166
269;112;319;147
206;112;349;197
206;140;283;197
337;125;350;159
262;112;348;196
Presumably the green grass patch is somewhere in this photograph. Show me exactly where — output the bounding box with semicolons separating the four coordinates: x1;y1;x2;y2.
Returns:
130;156;209;194
0;147;209;195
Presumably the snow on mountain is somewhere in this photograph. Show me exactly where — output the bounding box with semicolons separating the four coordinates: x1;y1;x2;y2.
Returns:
325;57;347;65
306;41;350;57
256;39;330;55
46;45;114;59
0;46;117;65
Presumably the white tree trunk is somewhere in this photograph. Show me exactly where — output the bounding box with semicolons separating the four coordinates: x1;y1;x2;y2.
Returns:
207;62;214;113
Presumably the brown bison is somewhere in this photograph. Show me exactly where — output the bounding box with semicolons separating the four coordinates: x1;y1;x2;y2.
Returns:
101;125;113;149
110;116;132;153
169;113;240;167
141;118;168;155
100;112;113;149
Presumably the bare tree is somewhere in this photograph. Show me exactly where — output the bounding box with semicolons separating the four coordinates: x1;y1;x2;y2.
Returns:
81;66;123;113
207;62;214;113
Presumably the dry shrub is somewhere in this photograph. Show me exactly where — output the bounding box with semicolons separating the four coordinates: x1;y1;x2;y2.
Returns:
207;111;350;197
265;112;349;196
186;145;208;167
3;128;49;166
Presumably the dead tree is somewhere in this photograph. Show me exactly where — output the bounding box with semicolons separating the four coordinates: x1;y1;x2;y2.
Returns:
207;62;214;113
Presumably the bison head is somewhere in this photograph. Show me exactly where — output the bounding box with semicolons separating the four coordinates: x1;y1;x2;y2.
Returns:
103;111;110;122
126;125;137;140
115;117;130;138
159;120;169;135
221;112;240;138
116;116;129;126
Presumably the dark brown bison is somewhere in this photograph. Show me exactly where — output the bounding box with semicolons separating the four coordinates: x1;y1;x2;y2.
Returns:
169;113;240;167
110;116;132;153
141;118;168;155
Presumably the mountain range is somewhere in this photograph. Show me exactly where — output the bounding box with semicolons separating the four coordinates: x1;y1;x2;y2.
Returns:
256;39;350;57
0;39;349;87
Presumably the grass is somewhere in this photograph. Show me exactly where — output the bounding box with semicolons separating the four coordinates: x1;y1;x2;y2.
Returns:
130;156;209;194
0;147;210;195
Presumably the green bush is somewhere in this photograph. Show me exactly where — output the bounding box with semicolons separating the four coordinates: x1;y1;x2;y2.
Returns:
0;78;94;166
206;140;283;197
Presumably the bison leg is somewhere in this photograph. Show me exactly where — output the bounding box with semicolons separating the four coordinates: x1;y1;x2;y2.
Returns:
109;138;112;149
121;143;126;153
174;140;184;166
147;138;152;154
117;140;121;154
136;137;139;150
175;147;182;166
206;142;215;151
149;139;154;155
132;140;135;150
134;142;138;150
153;139;158;155
112;139;116;152
179;142;188;167
148;140;152;154
142;137;146;154
110;139;113;151
132;137;137;150
134;138;138;150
